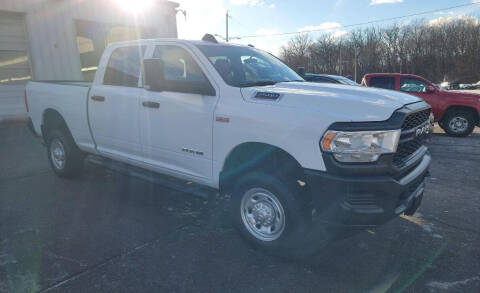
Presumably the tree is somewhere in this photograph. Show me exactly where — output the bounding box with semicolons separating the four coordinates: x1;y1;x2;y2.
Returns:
279;16;480;83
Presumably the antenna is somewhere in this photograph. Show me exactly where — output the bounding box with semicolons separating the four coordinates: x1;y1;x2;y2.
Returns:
202;34;218;43
226;10;229;42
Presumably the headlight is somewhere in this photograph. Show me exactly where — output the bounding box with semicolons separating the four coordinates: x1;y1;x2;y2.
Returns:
321;129;401;163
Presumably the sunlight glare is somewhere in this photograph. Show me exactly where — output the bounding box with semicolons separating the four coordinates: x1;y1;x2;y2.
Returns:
116;0;154;14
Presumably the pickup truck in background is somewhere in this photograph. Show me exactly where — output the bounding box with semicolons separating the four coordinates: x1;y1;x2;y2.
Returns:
362;73;480;137
26;35;432;258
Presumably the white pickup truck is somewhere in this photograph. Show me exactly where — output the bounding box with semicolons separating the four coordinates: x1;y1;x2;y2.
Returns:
26;35;432;257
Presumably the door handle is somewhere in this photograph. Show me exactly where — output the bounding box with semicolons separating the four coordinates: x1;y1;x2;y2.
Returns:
91;96;105;102
142;101;160;109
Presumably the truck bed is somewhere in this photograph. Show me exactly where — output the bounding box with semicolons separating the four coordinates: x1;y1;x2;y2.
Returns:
26;80;95;152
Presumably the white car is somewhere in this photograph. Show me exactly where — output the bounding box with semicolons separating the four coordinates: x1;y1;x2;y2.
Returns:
26;35;431;258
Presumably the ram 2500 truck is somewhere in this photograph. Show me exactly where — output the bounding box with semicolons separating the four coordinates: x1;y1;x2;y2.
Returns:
26;36;432;257
362;73;480;137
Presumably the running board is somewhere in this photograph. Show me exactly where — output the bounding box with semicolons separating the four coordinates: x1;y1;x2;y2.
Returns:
86;156;214;199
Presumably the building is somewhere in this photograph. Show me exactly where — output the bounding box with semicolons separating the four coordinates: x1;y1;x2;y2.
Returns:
0;0;179;121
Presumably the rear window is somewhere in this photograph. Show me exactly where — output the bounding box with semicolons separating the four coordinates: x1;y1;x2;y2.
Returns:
369;76;395;90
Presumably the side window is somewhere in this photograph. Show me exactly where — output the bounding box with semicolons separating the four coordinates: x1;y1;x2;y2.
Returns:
103;46;145;87
400;78;427;93
370;77;395;90
153;45;208;83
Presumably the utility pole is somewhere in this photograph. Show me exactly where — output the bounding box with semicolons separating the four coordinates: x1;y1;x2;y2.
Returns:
354;47;359;83
339;44;343;76
226;10;229;42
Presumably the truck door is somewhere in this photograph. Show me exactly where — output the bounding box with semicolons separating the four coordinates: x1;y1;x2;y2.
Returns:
399;77;439;118
139;44;218;180
88;45;145;159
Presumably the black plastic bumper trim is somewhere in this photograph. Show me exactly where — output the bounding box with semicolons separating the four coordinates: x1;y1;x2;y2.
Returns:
304;153;431;227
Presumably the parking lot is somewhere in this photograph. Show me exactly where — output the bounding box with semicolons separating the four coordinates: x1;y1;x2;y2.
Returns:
0;121;479;293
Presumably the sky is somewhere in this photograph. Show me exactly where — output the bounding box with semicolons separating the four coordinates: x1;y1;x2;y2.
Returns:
173;0;480;56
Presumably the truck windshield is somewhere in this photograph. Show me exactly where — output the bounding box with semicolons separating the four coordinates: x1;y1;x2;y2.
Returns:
196;44;303;87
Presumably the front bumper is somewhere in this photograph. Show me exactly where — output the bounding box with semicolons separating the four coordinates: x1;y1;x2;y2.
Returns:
304;152;431;228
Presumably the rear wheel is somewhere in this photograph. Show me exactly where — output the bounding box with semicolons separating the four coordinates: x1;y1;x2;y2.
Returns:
46;129;84;178
442;110;475;137
231;172;325;259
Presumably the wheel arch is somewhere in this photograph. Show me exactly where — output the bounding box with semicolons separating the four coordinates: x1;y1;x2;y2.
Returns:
42;108;72;143
441;105;479;125
219;142;305;193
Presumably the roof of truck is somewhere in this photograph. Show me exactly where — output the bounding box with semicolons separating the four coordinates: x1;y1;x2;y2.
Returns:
363;73;425;79
107;38;248;48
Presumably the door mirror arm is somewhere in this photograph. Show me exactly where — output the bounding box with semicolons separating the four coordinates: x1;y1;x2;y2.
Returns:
425;85;436;93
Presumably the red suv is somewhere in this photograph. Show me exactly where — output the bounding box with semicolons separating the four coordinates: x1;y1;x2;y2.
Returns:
362;73;480;137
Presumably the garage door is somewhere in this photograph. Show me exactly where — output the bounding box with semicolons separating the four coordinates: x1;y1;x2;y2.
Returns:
0;11;31;121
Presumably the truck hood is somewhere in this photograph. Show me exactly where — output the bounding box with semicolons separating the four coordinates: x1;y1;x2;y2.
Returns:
442;90;480;100
240;82;421;122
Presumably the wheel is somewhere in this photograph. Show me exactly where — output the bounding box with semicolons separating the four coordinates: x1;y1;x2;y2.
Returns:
46;129;84;178
442;110;475;137
230;171;324;259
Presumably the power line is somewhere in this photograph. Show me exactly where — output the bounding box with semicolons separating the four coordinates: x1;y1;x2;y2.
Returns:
229;14;257;34
233;1;480;39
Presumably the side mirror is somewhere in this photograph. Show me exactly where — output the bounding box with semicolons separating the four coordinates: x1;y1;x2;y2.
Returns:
426;85;436;93
143;59;165;92
296;67;305;78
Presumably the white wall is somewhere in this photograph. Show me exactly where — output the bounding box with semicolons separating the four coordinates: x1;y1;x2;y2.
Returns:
0;0;178;81
0;0;178;121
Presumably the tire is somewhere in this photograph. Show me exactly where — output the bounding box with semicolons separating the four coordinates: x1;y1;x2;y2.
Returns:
46;129;84;178
442;110;475;137
230;171;325;259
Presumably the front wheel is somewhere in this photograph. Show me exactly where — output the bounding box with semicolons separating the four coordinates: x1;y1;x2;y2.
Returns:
230;172;324;258
442;110;475;137
46;129;84;178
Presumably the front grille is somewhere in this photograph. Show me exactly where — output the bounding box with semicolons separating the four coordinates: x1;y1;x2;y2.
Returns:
393;139;422;167
393;108;431;168
345;194;377;206
401;108;431;131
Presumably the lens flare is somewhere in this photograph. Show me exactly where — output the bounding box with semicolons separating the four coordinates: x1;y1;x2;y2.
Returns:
116;0;154;14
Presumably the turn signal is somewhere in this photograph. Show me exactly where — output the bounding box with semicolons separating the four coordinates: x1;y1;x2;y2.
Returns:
321;132;336;151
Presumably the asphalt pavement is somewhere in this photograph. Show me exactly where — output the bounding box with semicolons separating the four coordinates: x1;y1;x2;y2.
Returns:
0;121;479;293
